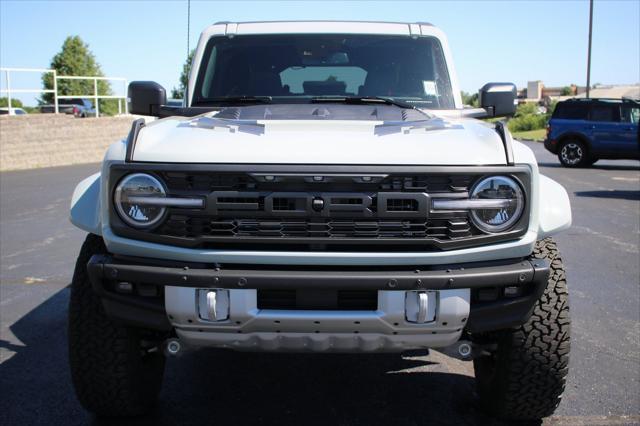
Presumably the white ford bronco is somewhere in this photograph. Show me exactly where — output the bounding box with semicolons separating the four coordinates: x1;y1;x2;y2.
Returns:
68;21;572;420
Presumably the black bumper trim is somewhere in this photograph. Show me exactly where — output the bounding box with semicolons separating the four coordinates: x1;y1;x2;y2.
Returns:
465;283;547;333
86;255;549;333
101;298;171;331
87;254;548;291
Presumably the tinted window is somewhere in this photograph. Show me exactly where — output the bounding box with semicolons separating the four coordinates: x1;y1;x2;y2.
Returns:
554;103;589;120
589;104;620;122
60;98;84;105
194;34;455;109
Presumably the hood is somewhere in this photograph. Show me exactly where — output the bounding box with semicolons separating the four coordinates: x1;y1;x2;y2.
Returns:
132;105;507;165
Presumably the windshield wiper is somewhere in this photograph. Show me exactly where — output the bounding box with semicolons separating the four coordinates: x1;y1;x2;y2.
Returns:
310;96;416;109
205;96;273;104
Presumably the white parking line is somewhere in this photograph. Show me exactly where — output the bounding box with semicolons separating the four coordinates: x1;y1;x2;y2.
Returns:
611;176;639;182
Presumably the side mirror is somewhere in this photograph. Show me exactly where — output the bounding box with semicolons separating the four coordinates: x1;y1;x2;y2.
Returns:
128;81;167;116
479;82;517;117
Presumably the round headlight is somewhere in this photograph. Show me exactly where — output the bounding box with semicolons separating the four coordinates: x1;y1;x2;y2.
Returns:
114;173;167;228
470;176;524;233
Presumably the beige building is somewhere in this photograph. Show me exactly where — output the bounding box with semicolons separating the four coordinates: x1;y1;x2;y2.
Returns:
526;81;543;100
519;81;638;103
573;84;640;99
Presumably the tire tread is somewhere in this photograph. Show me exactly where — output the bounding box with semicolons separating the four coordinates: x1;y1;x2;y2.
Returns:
474;238;570;420
68;234;164;417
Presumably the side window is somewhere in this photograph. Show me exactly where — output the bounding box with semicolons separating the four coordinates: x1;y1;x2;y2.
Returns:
621;106;640;124
554;103;589;120
589;104;620;122
200;45;218;98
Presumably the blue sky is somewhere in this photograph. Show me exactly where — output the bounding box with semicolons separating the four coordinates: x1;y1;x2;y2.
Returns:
1;0;638;106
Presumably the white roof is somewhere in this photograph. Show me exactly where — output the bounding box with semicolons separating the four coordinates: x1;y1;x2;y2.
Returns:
201;20;439;37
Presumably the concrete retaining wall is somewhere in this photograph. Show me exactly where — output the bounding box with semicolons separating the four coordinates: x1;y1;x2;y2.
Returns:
0;115;135;171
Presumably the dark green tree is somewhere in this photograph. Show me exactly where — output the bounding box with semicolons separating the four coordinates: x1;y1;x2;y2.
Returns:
171;49;195;99
41;36;118;115
0;97;24;108
461;91;479;107
560;86;573;96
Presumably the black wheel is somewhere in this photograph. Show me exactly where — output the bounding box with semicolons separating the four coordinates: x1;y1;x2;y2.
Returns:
558;139;590;167
68;234;165;417
473;238;570;420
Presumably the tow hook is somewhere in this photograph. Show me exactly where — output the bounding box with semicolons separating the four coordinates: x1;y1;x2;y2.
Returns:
457;342;473;358
164;338;183;357
441;340;482;361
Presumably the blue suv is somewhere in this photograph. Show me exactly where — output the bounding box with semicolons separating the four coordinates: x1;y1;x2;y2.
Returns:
545;98;639;167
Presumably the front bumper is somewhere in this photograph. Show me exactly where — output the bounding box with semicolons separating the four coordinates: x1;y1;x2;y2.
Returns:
86;254;549;352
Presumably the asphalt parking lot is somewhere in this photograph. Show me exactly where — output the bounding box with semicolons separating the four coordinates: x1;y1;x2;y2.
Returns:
0;141;638;425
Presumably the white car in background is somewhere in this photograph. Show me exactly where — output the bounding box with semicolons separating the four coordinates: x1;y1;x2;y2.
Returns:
0;107;27;115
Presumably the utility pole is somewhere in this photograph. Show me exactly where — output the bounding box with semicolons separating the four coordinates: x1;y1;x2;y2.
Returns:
185;0;191;103
186;0;191;58
586;0;594;98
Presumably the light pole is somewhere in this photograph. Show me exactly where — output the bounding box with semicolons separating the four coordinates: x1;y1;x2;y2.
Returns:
184;0;191;103
586;0;594;98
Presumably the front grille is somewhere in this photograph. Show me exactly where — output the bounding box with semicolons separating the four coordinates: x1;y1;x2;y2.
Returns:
146;171;482;248
257;289;378;310
109;166;531;251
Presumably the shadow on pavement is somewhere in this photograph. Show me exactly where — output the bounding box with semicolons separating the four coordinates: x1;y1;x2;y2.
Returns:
537;161;640;171
591;163;640;171
575;190;640;201
0;287;535;426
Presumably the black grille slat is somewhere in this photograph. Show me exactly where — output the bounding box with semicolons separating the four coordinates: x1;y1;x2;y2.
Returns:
161;172;472;193
163;172;253;191
386;198;419;211
160;217;471;240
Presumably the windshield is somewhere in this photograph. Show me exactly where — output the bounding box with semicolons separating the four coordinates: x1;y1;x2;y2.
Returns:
193;34;455;109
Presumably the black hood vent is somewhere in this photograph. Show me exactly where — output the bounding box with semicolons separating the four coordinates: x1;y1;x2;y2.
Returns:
212;104;430;121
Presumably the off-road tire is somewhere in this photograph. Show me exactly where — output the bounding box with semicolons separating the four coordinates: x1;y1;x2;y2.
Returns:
558;139;590;168
68;234;165;417
473;238;570;420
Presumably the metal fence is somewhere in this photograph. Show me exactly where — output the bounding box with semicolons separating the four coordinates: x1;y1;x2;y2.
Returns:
0;67;128;116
